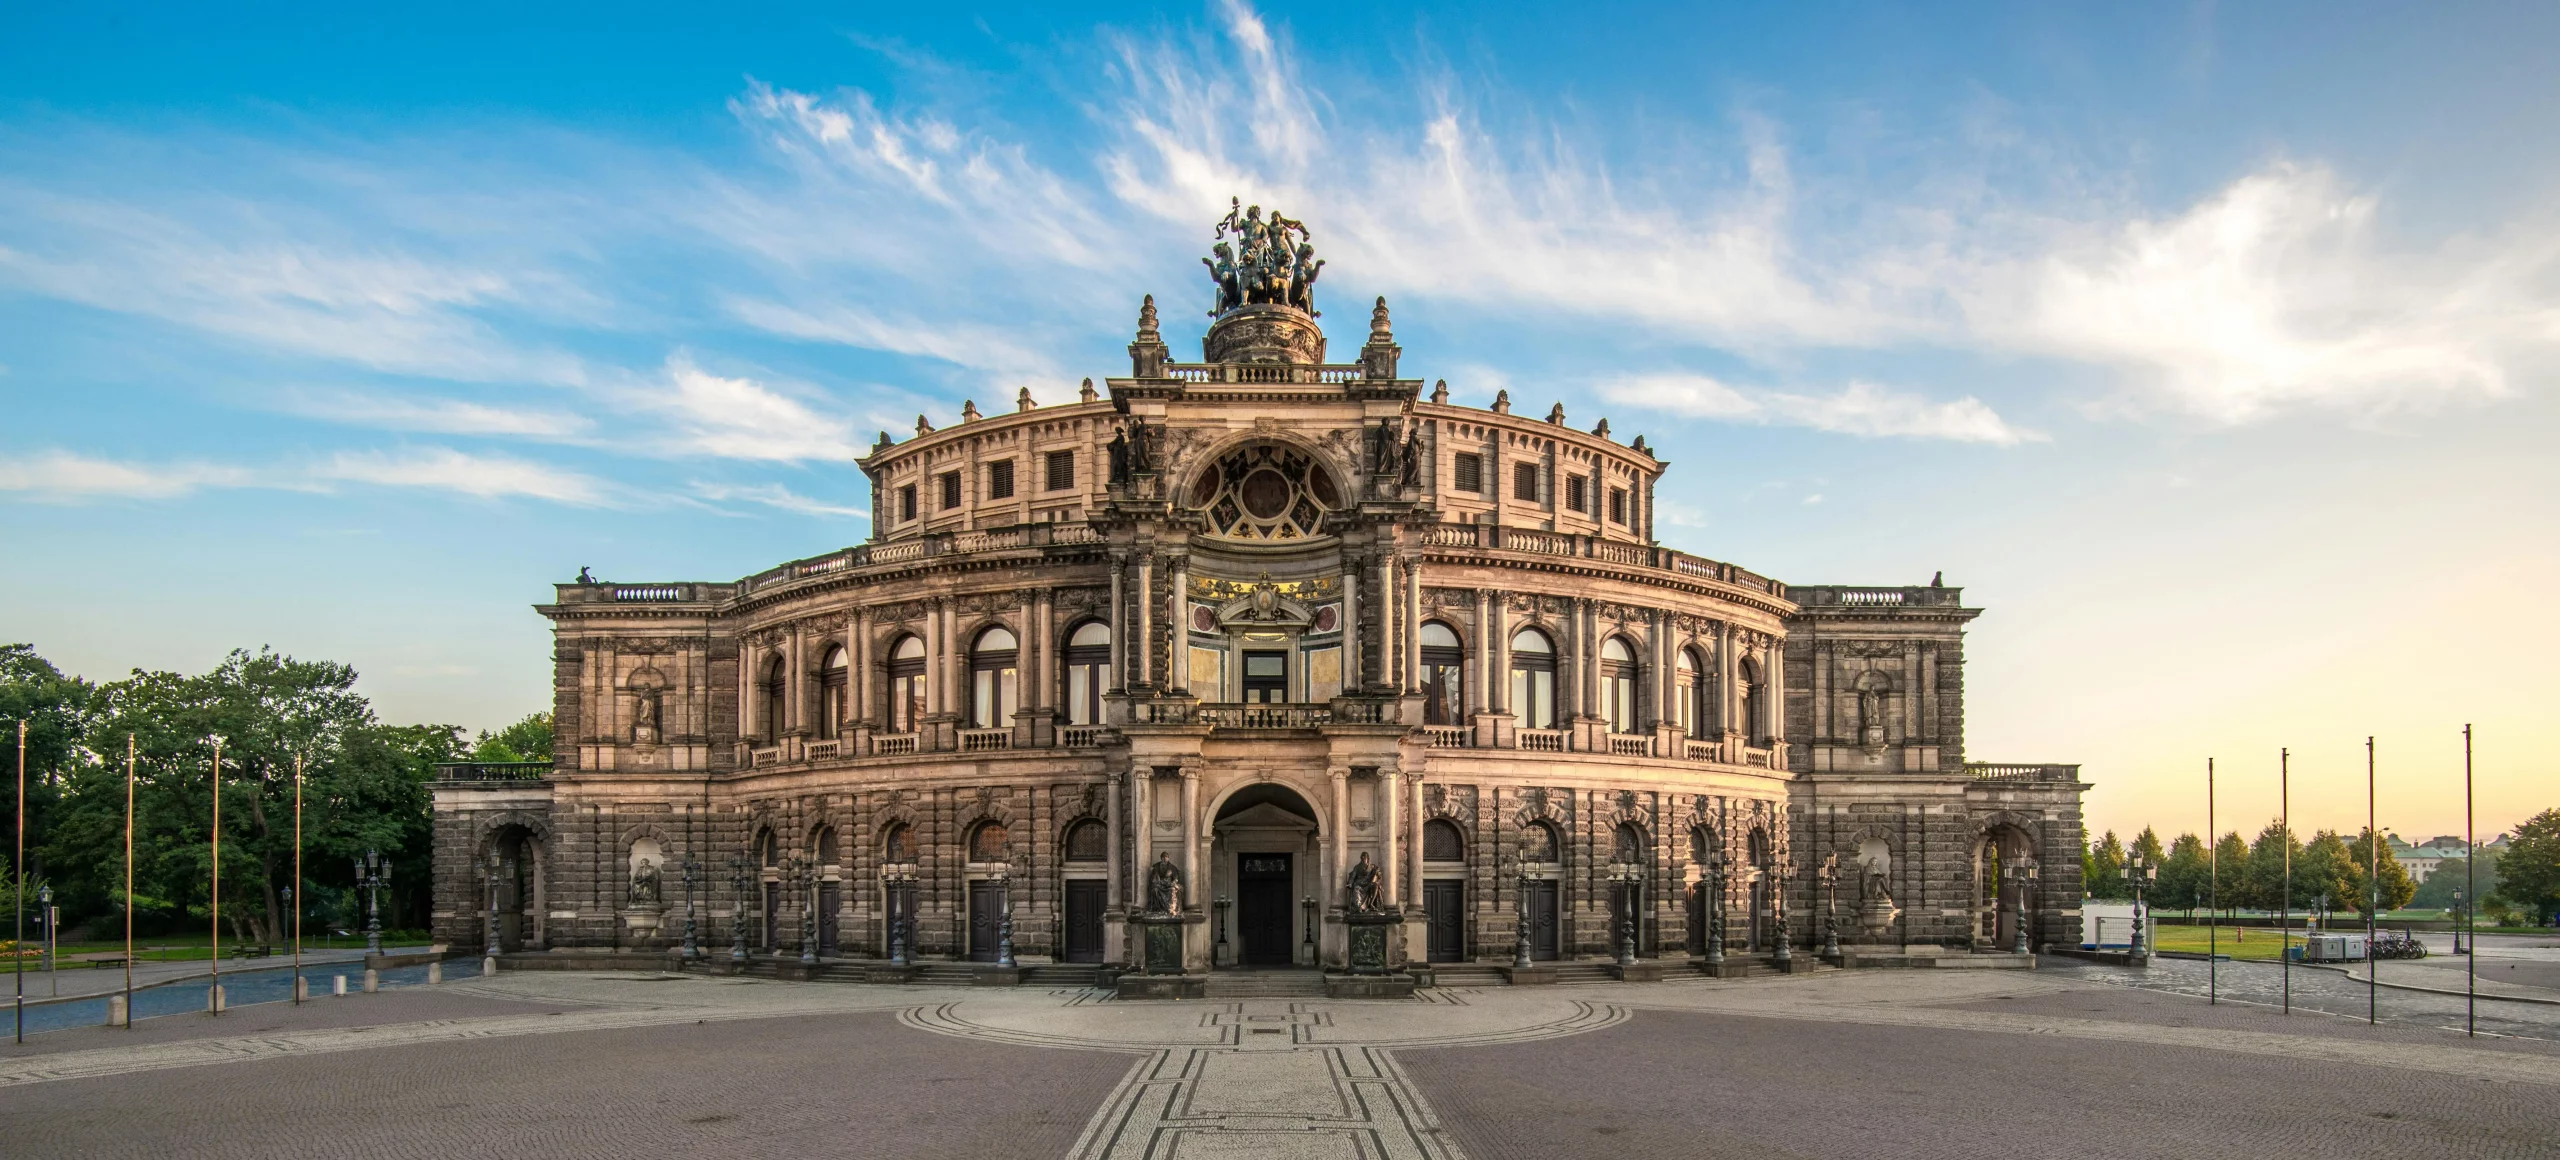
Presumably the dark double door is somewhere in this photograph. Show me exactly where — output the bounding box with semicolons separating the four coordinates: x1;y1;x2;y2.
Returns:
1423;881;1464;962
817;882;841;956
1237;854;1294;965
968;880;1005;963
1063;880;1107;963
1525;880;1560;961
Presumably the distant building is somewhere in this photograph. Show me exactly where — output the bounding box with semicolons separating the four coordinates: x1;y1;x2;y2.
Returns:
2387;834;2470;883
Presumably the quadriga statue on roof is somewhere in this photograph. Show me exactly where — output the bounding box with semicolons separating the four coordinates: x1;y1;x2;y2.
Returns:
1204;197;1323;317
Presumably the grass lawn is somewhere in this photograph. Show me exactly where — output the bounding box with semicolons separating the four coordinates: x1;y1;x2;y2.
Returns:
2149;924;2299;961
2;930;432;966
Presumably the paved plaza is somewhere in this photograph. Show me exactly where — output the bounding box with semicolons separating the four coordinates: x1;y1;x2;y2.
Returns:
3;963;2557;1159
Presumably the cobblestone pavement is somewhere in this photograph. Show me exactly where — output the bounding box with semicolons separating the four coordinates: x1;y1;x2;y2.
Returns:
2081;954;2560;1039
2;967;2554;1159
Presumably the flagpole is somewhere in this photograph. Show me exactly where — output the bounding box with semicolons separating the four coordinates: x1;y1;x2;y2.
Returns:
125;734;136;1027
2366;736;2376;1025
2207;757;2217;1006
293;753;303;1005
2464;724;2474;1038
210;736;222;1016
2280;746;2290;1017
15;718;26;1045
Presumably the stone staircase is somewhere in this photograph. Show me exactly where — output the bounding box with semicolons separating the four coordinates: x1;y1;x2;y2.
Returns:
1203;970;1328;999
1551;962;1619;986
913;963;984;986
1024;964;1105;988
1426;963;1509;988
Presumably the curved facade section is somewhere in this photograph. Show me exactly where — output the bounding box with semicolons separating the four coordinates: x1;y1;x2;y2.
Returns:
432;218;2088;973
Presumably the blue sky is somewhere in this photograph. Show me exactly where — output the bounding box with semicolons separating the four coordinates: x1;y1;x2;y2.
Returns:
4;2;2554;839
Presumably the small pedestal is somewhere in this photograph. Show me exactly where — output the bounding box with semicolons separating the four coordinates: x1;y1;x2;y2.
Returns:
622;906;666;946
1342;911;1399;974
1497;964;1558;985
972;966;1025;986
1607;960;1668;982
1115;915;1205;1000
1859;900;1900;942
1708;960;1753;979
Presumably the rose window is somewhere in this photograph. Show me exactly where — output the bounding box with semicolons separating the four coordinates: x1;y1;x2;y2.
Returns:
1186;444;1341;541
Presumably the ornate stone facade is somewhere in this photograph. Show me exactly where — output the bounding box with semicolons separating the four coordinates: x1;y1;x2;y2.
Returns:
432;211;2086;971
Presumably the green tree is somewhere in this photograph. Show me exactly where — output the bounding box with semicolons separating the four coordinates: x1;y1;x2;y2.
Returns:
2210;832;2249;916
2085;831;2126;900
2411;850;2500;911
2339;829;2417;919
2295;830;2358;922
1;644;94;895
2158;833;2209;916
2244;821;2302;913
470;712;553;763
2493;809;2560;924
2129;826;2167;897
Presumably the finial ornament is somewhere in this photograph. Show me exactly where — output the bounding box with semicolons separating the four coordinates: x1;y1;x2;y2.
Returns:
916;414;935;436
1592;418;1611;439
1369;295;1392;338
1080;377;1098;403
1138;294;1160;338
961;399;981;423
1203;198;1323;317
1017;387;1037;412
1631;434;1651;455
1492;389;1512;414
1547;402;1567;425
1431;378;1450;405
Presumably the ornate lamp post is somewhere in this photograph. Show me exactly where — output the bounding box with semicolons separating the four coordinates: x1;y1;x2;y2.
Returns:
1301;896;1317;966
2008;858;2039;955
1819;854;1841;960
36;884;53;994
995;864;1018;970
482;849;503;958
2452;888;2467;954
1705;844;1726;968
354;849;390;956
726;853;753;963
2121;852;2156;956
888;869;914;967
1513;867;1534;970
1771;859;1793;967
1609;864;1639;968
796;855;819;967
679;854;701;961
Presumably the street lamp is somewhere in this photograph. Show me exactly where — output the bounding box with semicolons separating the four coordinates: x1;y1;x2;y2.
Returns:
37;884;54;995
2452;888;2467;954
679;854;701;961
2121;852;2157;956
726;853;753;963
354;849;390;956
1771;859;1793;968
1705;843;1726;968
1818;854;1840;960
1301;896;1317;966
995;864;1017;970
795;855;819;967
482;849;503;958
888;869;914;967
1608;864;1639;968
1513;866;1534;970
2007;858;2040;955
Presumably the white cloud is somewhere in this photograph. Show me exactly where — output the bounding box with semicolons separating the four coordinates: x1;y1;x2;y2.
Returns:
694;481;870;519
649;354;866;463
0;450;257;500
719;296;1064;392
315;447;611;505
1603;373;2040;445
288;391;595;438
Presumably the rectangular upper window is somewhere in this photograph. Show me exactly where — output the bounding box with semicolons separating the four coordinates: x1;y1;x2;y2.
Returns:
1045;450;1075;491
1454;452;1483;494
899;485;918;522
988;460;1015;500
1566;474;1589;513
939;471;962;511
1513;462;1539;501
1608;486;1628;525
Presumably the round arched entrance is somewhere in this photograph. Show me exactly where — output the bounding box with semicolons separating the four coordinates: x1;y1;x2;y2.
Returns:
1208;783;1322;967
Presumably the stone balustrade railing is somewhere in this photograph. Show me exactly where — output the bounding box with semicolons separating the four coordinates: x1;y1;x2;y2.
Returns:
1161;362;1373;385
1413;523;1784;597
1793;585;1967;608
1965;762;2080;782
433;761;551;783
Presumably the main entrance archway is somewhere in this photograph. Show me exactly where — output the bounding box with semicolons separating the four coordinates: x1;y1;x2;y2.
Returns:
1209;782;1321;968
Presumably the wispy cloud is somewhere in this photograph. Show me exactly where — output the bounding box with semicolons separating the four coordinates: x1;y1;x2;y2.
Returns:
287;391;596;438
1602;373;2040;445
0;450;258;500
694;481;870;519
719;296;1064;393
314;447;612;504
647;354;867;463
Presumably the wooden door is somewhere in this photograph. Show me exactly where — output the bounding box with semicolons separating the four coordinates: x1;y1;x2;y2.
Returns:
1063;880;1106;963
1237;854;1294;965
763;882;780;950
968;880;1004;963
1424;881;1464;962
817;882;841;955
1529;880;1560;961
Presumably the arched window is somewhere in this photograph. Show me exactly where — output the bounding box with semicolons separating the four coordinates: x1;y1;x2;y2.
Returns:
1064;819;1107;862
1690;826;1715;865
1740;656;1768;746
814;825;840;868
1522;820;1560;863
968;821;1010;864
1424;818;1466;863
1675;647;1707;739
1509;628;1556;730
755;829;778;868
887;636;926;734
1419;621;1465;726
1600;637;1638;733
1064;621;1112;726
881;823;913;865
1613;823;1646;866
971;626;1019;730
760;655;787;744
819;646;849;741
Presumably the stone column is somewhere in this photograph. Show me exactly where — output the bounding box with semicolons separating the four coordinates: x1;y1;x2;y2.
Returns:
1769;638;1788;766
1567;598;1589;722
1406;774;1425;909
1136;554;1155;689
1168;556;1189;694
1329;769;1349;909
1342;556;1362;693
1132;768;1152;897
1376;554;1396;690
1017;591;1037;741
786;625;807;736
1109;557;1126;694
1381;767;1400;907
1718;622;1740;754
1180;767;1201;911
1490;595;1510;712
1403;559;1421;699
852;608;872;726
1105;770;1123;910
1468;589;1489;716
923;603;942;718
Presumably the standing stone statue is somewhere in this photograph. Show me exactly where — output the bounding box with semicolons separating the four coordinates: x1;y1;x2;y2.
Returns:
1345;852;1382;914
630;857;662;906
1108;426;1132;484
632;688;662;745
1861;856;1894;907
1146;851;1185;915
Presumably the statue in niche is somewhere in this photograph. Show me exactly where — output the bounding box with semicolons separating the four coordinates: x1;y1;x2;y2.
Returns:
1126;419;1157;477
632;688;662;746
1857;683;1886;747
1345;851;1383;914
1108;426;1131;484
1861;854;1893;908
1146;851;1185;915
630;857;662;906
